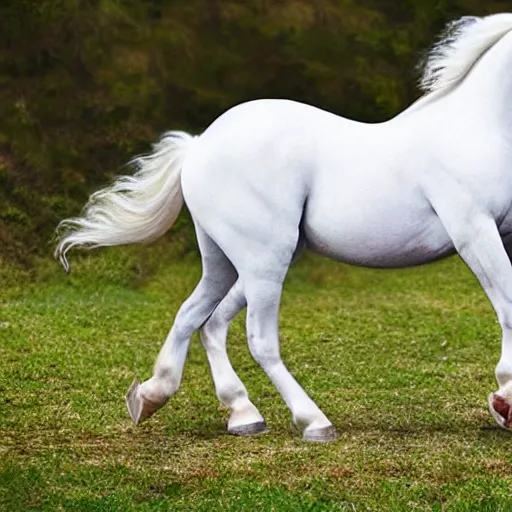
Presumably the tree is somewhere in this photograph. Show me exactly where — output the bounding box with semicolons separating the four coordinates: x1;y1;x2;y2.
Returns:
0;0;509;259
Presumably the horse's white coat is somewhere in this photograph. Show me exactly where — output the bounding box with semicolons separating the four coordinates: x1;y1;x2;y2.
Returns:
56;13;512;438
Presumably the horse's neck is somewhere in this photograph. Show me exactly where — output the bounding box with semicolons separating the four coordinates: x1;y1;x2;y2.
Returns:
460;32;512;117
400;31;512;124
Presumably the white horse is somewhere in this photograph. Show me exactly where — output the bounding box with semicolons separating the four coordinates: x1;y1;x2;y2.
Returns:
55;13;512;442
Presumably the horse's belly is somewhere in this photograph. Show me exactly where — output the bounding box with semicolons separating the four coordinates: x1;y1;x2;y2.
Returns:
303;206;455;269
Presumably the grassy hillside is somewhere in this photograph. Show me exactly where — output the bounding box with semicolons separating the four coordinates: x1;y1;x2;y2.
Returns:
2;250;512;511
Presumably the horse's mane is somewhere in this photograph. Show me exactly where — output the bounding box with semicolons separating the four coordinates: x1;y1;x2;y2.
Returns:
419;13;512;94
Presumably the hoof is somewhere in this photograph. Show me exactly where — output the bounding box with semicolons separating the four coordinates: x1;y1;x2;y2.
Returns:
303;425;338;443
488;392;512;430
228;421;268;437
125;379;163;424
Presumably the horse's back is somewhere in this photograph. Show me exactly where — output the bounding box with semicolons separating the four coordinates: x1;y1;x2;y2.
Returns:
181;98;364;200
182;98;502;269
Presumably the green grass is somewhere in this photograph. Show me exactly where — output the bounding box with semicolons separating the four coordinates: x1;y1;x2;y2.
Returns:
2;247;512;511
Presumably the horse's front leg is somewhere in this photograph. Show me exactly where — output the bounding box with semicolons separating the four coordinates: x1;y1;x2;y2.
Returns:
457;218;512;427
432;196;512;428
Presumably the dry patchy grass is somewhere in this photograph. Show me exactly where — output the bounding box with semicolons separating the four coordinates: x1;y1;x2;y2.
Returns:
1;249;512;510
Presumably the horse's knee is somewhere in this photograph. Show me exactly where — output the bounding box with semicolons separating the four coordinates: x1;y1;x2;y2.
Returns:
170;316;195;342
201;283;245;347
200;311;227;349
248;335;281;370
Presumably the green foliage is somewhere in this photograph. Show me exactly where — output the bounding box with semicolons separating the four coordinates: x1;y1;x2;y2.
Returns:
0;0;510;262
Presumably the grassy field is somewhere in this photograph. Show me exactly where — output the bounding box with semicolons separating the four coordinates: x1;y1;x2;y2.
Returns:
1;246;512;511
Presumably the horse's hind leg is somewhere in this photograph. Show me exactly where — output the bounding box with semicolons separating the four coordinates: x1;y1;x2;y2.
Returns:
199;241;306;436
200;281;267;435
240;266;337;442
126;224;237;424
213;227;336;442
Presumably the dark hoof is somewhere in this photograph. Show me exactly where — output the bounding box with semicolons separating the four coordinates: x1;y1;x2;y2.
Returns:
228;421;268;437
303;425;338;443
488;392;512;430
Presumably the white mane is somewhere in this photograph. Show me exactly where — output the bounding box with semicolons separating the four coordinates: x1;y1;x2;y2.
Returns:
420;13;512;94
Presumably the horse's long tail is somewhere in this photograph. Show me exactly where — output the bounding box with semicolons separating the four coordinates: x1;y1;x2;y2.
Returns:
55;131;195;273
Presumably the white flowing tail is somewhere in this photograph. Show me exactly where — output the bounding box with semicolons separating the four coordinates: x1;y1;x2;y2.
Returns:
55;131;195;272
